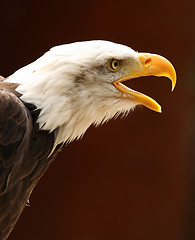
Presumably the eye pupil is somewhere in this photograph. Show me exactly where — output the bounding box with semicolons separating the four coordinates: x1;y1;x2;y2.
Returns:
114;61;118;67
111;59;120;70
108;59;121;71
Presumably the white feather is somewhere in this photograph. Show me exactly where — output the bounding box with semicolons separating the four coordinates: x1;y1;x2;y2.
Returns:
6;40;140;151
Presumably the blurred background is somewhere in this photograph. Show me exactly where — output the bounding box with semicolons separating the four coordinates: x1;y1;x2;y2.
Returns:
0;0;195;239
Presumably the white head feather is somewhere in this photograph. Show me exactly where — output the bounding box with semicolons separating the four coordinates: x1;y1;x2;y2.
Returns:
7;40;142;149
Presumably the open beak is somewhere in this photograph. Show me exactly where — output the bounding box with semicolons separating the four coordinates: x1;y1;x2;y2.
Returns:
113;53;176;112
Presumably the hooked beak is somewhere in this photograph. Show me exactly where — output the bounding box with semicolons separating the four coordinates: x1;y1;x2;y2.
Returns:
113;53;176;112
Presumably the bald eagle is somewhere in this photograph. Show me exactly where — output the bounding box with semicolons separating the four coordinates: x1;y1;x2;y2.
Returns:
0;40;176;240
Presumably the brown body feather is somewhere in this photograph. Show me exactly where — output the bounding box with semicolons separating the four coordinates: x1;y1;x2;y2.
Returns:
0;76;64;240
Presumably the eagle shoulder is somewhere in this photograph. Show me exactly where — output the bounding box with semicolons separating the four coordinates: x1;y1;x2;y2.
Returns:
0;87;31;189
0;83;32;239
0;77;63;239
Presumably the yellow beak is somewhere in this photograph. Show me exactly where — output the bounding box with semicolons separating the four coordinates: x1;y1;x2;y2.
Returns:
113;53;176;112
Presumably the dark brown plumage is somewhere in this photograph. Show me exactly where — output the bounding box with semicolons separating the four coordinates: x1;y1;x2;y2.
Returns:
0;77;64;240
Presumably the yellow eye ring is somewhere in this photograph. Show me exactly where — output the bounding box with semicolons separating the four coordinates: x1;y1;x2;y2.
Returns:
108;59;121;71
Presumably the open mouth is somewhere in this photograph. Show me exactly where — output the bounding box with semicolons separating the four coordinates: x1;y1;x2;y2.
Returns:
113;53;177;113
113;77;162;113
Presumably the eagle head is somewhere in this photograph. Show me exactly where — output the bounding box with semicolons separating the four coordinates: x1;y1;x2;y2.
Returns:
7;40;176;149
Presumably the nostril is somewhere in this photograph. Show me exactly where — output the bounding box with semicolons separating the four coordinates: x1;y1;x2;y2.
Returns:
145;58;152;67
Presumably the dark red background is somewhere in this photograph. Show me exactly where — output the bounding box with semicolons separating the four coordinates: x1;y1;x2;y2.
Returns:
1;0;195;239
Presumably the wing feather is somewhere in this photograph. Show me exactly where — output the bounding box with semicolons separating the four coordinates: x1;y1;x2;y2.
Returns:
0;87;31;239
0;77;61;240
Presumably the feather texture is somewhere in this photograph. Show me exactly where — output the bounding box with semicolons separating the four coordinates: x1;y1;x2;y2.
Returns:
7;40;139;150
0;78;63;239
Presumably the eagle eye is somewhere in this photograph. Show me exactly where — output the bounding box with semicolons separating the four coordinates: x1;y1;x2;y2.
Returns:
108;59;121;71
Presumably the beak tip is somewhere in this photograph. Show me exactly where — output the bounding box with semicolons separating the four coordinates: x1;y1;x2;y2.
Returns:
158;106;162;113
171;84;175;92
170;74;177;92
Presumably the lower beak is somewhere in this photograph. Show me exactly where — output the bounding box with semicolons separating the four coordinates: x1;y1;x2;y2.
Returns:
113;53;176;113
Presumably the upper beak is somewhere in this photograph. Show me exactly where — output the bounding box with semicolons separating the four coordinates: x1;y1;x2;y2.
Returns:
113;53;176;113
